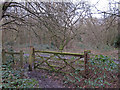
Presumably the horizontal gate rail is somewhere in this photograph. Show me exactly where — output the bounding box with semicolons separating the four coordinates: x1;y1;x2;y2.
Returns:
35;50;84;57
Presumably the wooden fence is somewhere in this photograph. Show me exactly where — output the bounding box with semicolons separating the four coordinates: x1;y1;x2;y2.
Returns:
2;47;91;76
2;49;24;68
29;46;91;76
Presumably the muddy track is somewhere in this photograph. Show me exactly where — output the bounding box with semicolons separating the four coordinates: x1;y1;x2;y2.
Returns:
27;70;64;88
23;64;64;88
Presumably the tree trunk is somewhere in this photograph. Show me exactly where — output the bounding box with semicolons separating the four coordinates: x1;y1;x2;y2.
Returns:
117;2;120;88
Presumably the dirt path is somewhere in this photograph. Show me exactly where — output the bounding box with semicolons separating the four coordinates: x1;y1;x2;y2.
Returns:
23;64;64;88
26;70;64;88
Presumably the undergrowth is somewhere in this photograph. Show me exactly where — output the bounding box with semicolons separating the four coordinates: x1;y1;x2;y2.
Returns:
62;55;118;88
2;55;39;88
2;49;119;88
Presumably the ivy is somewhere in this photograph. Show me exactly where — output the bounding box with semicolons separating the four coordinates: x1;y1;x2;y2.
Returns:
2;56;39;88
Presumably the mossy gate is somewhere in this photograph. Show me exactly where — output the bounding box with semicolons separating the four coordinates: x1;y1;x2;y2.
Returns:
29;46;91;76
2;47;91;76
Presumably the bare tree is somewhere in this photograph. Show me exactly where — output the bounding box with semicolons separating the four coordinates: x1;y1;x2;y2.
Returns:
1;1;91;51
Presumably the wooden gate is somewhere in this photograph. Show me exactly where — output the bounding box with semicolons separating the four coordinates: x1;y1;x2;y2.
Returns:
29;46;91;76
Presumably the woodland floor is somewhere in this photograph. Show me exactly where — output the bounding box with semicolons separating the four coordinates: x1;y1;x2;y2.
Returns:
23;67;118;88
12;47;119;88
27;70;64;88
24;64;65;88
23;60;118;88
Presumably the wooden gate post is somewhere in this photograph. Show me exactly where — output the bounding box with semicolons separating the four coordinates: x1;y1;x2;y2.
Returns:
2;49;6;64
84;50;88;77
84;50;91;77
29;46;34;71
20;50;23;68
33;47;35;69
12;54;14;63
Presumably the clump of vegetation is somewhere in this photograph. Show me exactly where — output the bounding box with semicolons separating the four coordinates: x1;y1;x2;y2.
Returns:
62;55;118;88
89;55;118;72
113;35;120;48
2;56;39;88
